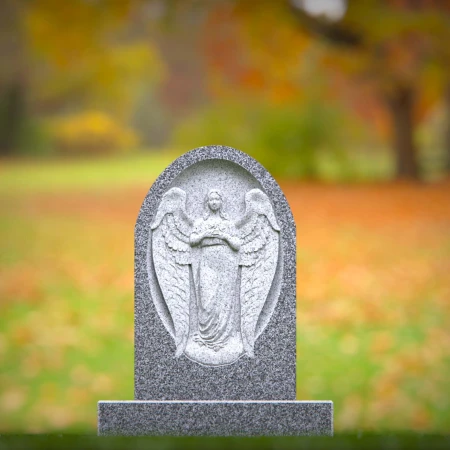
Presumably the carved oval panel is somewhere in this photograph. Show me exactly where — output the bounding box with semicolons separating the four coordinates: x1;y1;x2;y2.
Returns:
147;159;283;367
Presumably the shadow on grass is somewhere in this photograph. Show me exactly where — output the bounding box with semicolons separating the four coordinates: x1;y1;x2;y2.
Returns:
0;433;449;450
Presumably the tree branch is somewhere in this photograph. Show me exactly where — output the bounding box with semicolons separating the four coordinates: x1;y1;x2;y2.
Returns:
287;1;363;48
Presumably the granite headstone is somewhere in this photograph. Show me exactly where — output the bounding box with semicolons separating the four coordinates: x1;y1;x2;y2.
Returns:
98;145;333;436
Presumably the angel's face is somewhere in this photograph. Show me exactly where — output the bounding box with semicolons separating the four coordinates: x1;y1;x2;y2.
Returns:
208;193;222;212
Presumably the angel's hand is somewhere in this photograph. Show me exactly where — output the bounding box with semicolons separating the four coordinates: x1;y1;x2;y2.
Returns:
227;235;241;251
218;232;240;249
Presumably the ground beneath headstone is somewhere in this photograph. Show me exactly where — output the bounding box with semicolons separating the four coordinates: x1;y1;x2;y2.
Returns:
1;165;449;432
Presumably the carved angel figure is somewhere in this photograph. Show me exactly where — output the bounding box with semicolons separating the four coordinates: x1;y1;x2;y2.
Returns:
150;187;280;366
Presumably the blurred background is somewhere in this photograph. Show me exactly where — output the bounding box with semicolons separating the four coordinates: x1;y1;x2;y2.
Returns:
0;0;449;434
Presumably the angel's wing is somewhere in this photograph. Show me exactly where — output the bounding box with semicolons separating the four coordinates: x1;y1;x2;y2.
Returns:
236;189;280;358
151;187;193;357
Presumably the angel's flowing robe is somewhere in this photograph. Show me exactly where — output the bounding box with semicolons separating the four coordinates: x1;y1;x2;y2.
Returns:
190;217;240;351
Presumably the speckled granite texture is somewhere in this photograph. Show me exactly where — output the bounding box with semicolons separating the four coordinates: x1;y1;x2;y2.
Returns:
98;401;333;436
134;146;296;400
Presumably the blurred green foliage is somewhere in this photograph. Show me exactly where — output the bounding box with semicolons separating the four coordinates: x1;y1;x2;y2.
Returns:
16;118;54;158
173;99;389;181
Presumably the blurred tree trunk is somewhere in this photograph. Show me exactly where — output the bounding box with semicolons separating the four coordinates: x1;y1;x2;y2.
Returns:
385;85;419;179
288;3;424;180
0;0;26;156
445;81;450;174
0;82;26;156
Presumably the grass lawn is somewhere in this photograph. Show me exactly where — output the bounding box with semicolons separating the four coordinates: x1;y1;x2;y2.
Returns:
0;433;449;450
0;152;176;194
0;153;449;433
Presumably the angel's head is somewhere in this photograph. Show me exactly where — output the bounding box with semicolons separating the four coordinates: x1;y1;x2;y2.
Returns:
207;190;222;212
205;189;228;219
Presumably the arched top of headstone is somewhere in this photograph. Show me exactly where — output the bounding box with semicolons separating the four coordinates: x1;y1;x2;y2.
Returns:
136;145;295;236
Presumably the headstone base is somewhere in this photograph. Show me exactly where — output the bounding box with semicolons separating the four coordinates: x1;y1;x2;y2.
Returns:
98;400;333;436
